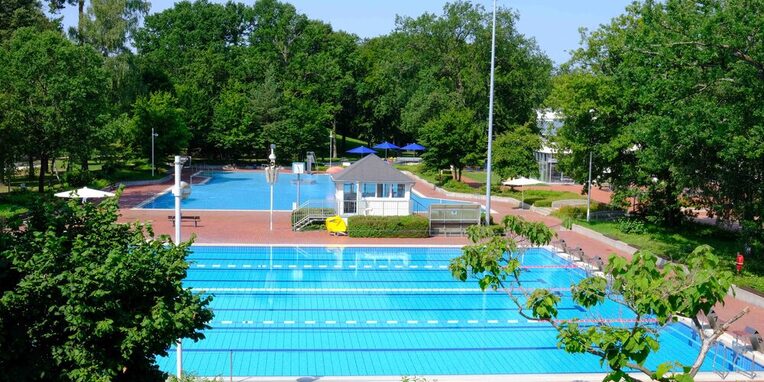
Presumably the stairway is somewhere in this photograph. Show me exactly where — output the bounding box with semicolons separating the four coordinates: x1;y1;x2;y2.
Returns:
292;200;337;231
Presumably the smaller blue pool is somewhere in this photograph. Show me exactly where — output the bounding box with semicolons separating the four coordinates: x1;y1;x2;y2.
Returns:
141;171;477;212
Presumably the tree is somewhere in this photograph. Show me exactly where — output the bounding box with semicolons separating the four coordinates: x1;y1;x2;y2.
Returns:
0;194;213;381
132;92;190;162
549;0;764;238
2;28;107;192
451;216;749;382
419;106;483;181
492;124;542;180
0;0;56;41
79;0;150;56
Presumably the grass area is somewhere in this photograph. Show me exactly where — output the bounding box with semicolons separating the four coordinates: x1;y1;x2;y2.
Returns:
462;170;501;185
402;165;583;207
555;210;761;292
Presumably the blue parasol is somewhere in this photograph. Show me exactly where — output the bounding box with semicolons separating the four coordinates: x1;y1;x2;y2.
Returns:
373;141;400;158
401;143;425;151
346;146;377;155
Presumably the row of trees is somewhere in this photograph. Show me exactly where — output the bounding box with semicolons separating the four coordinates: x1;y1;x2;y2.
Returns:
548;0;763;250
0;0;551;192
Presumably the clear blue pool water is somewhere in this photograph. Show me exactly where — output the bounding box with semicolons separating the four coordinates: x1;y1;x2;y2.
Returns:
141;171;475;211
157;246;763;377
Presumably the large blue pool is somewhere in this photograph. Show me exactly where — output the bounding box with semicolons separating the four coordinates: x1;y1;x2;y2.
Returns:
141;171;474;211
157;246;762;377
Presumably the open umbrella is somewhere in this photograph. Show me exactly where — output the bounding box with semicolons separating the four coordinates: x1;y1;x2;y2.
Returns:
400;143;425;151
501;177;544;208
346;146;377;156
373;141;400;159
54;187;115;202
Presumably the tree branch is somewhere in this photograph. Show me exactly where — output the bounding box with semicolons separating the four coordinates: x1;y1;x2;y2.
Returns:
689;306;750;376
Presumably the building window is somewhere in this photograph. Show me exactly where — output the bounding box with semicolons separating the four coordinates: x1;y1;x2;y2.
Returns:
392;184;405;198
362;183;376;197
376;183;390;198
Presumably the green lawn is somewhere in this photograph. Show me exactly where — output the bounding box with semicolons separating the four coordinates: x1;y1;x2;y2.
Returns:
559;214;761;292
495;189;583;207
462;170;501;185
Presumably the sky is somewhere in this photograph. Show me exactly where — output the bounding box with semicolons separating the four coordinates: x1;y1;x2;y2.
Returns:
55;0;634;65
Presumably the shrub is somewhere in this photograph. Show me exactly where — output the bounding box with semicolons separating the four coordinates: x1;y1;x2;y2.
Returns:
617;217;647;234
348;215;429;238
64;169;93;187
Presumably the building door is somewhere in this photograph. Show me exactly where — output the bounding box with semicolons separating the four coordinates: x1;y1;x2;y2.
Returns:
343;183;357;214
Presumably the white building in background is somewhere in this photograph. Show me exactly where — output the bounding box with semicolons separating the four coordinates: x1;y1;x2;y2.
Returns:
535;109;572;183
331;154;415;216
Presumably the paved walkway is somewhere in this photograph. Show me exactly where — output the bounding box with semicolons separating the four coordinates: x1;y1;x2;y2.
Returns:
118;170;763;335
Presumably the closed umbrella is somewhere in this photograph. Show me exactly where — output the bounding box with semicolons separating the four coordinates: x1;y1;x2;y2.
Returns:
54;187;115;202
501;177;544;208
373;141;400;158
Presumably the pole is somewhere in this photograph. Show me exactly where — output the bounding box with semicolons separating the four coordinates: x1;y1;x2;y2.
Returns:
586;151;593;222
329;132;333;168
269;181;274;231
296;173;301;207
151;128;155;177
484;0;497;225
172;155;182;378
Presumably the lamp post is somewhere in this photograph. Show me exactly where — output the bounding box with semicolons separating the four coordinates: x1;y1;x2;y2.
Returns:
151;128;159;176
265;145;278;231
329;131;333;168
586;109;597;222
484;0;497;225
171;154;191;378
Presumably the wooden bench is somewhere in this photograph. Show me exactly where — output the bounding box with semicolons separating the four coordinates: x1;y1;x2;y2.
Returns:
168;215;201;227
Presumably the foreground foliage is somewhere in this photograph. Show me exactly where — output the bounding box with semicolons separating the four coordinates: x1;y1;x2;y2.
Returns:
0;195;213;381
451;217;747;382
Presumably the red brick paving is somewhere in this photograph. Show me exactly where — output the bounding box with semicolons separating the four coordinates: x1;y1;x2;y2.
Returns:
118;170;763;335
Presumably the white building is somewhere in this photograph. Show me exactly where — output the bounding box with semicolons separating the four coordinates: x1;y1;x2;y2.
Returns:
535;109;571;183
331;154;415;216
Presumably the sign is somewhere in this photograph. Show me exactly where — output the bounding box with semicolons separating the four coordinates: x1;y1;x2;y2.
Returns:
292;162;305;175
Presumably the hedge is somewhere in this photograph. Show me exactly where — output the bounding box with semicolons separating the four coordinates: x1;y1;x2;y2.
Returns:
347;215;429;238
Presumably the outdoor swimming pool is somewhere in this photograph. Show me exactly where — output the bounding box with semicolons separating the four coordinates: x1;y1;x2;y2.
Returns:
140;171;474;211
157;245;763;377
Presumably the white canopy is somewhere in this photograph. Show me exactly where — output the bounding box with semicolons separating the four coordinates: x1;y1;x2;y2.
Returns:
502;177;544;187
54;187;115;200
501;177;544;209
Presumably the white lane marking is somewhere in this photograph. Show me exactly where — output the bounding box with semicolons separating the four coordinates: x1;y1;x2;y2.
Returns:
487;320;499;324
527;319;540;323
263;321;274;325
227;264;236;268
424;265;433;269
243;264;252;268
283;320;295;324
221;320;233;324
394;265;403;268
363;265;371;269
212;264;221;268
273;264;282;268
333;265;342;268
379;265;388;268
447;320;459;324
366;320;377;324
407;320;419;324
386;320;398;324
467;320;479;324
427;320;438;324
325;320;336;324
197;264;206;268
438;265;448;269
409;265;418;269
304;265;313;268
348;265;357;269
199;287;484;292
242;320;254;324
288;265;297;268
318;265;327;268
304;320;315;325
507;319;519;324
346;320;357;324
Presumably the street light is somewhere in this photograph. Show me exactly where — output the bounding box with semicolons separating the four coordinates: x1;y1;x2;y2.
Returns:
171;154;191;378
329;131;334;168
265;144;279;231
484;0;497;225
586;109;597;222
151;128;159;177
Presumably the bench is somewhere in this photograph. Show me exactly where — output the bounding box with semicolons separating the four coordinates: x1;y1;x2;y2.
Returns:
168;215;201;227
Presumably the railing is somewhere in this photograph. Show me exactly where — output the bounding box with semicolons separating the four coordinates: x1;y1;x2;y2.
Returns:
291;199;336;231
339;199;414;216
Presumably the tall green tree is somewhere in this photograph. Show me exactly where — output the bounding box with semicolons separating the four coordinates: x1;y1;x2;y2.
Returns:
2;28;106;192
420;106;483;180
451;217;748;382
549;0;764;240
132;92;190;162
0;194;213;381
0;0;56;41
492;124;542;180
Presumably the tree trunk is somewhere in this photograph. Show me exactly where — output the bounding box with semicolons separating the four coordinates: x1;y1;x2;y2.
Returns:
81;156;89;171
38;154;48;193
50;157;55;173
28;155;35;180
